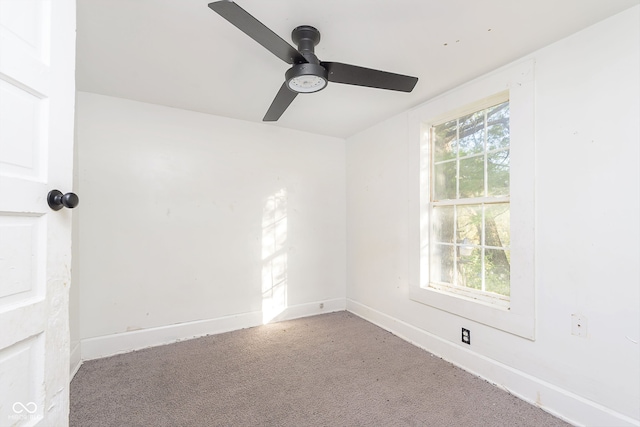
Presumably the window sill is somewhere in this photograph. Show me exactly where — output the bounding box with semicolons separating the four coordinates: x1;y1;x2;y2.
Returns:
428;282;510;310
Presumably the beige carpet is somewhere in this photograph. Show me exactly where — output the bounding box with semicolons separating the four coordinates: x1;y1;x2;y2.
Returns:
70;311;570;426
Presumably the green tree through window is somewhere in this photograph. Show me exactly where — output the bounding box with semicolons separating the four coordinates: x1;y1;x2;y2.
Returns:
430;101;510;297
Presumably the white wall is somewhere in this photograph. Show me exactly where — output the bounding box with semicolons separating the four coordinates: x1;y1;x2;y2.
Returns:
346;7;639;427
74;92;346;357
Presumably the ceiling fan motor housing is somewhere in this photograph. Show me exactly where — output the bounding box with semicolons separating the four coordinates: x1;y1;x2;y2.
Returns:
285;63;328;93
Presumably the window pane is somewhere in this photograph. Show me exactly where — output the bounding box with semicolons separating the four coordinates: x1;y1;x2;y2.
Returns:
485;249;510;296
486;102;510;151
458;111;484;156
485;204;510;248
457;204;481;245
487;150;509;196
430;244;454;284
434;161;456;200
459;155;484;198
432;206;454;243
457;247;482;290
433;120;457;162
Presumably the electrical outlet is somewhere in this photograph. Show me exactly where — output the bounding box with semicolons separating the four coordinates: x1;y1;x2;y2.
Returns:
461;328;471;345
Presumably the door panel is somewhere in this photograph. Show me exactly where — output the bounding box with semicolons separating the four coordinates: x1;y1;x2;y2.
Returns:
0;79;47;181
0;335;45;423
0;215;45;303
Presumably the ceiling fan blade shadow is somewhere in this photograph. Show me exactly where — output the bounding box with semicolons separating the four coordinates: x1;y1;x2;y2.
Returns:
264;83;298;121
321;62;418;92
208;1;306;65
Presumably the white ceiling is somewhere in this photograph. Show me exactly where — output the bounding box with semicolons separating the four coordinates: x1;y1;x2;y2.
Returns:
76;0;639;138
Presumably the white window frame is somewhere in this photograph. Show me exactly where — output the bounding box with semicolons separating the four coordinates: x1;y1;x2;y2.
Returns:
408;60;536;340
429;93;511;307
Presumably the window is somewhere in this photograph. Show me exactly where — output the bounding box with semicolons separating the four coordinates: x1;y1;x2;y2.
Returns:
429;98;511;308
408;60;535;339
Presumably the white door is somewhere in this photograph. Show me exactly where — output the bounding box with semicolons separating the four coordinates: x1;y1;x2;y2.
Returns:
0;0;76;425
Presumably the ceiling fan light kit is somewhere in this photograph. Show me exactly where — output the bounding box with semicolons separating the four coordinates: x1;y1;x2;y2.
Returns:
208;0;418;121
286;63;328;93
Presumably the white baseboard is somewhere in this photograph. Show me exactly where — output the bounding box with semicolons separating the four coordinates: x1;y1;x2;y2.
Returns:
269;297;346;323
346;299;639;427
80;298;346;361
70;341;82;380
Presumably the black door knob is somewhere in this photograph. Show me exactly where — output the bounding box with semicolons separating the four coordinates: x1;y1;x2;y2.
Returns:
48;190;79;211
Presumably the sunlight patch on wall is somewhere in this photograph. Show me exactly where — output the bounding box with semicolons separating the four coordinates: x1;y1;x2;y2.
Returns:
261;188;288;324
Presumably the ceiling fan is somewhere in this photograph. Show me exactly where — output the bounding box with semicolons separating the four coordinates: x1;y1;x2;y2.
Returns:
208;0;419;121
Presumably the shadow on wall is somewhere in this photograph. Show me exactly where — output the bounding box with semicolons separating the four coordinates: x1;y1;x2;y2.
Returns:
261;188;288;324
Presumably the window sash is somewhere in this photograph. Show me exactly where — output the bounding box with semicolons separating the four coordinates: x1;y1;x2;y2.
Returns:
428;101;510;303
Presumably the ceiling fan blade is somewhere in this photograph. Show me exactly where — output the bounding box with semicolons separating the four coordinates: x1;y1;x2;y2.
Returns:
263;83;298;121
208;1;306;65
321;62;418;92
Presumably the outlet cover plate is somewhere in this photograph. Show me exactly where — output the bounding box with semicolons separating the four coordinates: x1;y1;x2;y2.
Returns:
462;328;471;345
